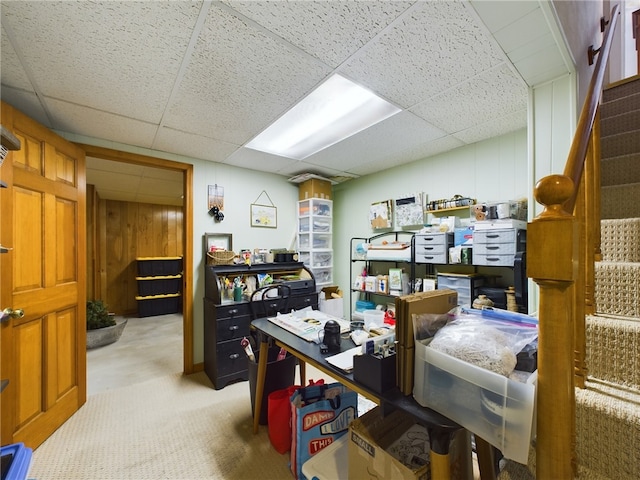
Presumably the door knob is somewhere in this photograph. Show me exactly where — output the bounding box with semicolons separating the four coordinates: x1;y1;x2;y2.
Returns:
0;308;24;322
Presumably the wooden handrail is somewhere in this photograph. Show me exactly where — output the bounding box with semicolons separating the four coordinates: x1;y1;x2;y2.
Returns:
528;4;620;478
563;4;620;213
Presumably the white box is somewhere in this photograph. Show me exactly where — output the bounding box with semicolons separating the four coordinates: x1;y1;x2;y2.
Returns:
413;343;536;464
302;434;348;480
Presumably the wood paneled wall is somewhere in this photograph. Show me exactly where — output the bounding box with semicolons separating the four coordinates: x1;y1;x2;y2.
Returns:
87;192;184;315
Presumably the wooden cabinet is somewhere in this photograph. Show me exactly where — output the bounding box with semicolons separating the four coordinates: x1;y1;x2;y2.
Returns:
203;262;318;389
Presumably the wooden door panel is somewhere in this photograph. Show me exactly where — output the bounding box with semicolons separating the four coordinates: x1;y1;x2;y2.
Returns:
55;197;77;284
1;101;86;449
15;318;43;429
13;186;44;291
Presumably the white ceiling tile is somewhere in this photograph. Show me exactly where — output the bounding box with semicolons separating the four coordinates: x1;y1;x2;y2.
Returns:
163;6;332;146
1;26;32;90
87;170;141;193
87;157;146;176
341;1;507;108
223;147;299;174
0;85;51;128
469;0;539;33
514;46;568;83
219;1;412;67
411;64;527;133
1;0;571;188
304;111;447;171
154;127;238;163
46;98;159;147
506;31;559;64
2;1;201;124
453;110;527;144
492;7;551;54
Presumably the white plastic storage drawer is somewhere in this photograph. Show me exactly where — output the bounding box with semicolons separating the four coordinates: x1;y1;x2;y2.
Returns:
473;229;516;244
311;251;332;267
474;242;517;256
415;233;452;264
413;344;536;464
415;252;448;264
473;253;516;267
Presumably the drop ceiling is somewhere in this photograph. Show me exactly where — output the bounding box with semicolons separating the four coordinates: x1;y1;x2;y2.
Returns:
1;1;570;205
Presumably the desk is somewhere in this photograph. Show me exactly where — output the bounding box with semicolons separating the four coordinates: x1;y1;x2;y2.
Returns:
251;317;475;479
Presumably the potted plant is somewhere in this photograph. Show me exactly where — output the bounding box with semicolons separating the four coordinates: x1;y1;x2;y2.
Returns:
86;299;127;349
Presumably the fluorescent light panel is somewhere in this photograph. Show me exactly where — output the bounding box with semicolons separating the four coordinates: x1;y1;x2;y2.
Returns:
246;74;401;160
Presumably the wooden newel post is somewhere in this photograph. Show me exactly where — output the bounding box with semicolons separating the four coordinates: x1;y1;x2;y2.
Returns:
528;175;578;479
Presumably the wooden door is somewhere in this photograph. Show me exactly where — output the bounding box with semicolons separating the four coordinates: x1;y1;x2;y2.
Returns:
0;102;86;448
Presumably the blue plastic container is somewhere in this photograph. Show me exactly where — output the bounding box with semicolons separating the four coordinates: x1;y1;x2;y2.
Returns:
0;442;32;480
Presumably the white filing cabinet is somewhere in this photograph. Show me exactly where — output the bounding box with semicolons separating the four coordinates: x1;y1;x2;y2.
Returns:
414;232;453;264
473;228;526;267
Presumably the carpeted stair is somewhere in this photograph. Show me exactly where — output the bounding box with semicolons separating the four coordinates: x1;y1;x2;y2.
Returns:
499;76;640;480
577;75;640;480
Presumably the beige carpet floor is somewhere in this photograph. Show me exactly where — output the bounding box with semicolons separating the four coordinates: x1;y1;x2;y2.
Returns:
30;371;293;479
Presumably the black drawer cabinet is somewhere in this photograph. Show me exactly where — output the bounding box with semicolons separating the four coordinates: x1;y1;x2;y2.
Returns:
203;262;318;389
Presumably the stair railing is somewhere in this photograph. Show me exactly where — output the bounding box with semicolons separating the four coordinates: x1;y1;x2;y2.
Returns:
527;5;619;478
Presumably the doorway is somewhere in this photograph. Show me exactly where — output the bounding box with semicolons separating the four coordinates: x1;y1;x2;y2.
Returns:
81;144;195;375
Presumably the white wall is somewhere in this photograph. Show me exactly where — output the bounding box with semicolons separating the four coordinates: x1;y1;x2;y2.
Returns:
332;128;529;313
191;159;300;361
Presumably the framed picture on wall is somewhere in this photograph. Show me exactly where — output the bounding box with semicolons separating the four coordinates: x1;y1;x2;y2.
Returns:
204;233;233;254
250;204;277;228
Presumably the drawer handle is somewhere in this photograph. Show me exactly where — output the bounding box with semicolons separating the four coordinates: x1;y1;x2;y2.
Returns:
228;325;239;331
228;308;239;315
487;246;500;250
487;257;501;261
422;247;435;251
229;353;240;360
486;234;500;238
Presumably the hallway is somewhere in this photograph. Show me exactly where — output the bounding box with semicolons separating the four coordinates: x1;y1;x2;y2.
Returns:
87;313;183;396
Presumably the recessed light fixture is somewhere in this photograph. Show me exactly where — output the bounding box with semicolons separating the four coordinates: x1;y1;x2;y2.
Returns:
246;74;401;160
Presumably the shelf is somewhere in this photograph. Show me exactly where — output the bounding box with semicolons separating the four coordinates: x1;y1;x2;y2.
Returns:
1;125;21;151
425;206;470;216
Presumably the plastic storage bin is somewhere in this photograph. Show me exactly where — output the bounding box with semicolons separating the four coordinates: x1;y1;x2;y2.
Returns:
413;343;536;464
0;442;32;480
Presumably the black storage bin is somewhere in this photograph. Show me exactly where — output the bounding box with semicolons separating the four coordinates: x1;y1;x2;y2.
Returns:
248;346;296;425
353;353;396;394
137;275;182;296
137;257;183;276
136;294;181;317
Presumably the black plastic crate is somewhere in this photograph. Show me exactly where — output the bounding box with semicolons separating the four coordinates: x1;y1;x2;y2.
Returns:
136;294;181;317
137;275;182;296
137;257;183;276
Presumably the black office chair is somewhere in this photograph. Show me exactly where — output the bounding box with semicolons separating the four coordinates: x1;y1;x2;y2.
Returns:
249;284;292;319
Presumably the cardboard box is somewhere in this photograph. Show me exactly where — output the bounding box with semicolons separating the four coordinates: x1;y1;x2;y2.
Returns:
395;289;458;394
348;407;472;480
319;286;345;319
299;178;332;200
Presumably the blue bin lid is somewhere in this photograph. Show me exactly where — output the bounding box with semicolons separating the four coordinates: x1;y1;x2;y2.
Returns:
1;442;33;480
